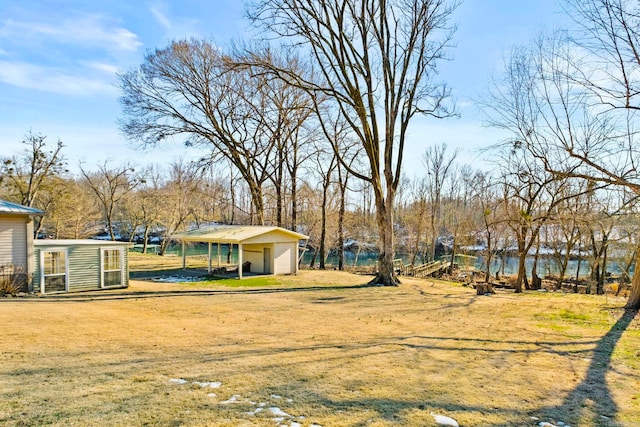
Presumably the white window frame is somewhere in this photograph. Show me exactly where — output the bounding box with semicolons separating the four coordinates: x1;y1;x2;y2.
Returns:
40;248;69;294
101;247;125;288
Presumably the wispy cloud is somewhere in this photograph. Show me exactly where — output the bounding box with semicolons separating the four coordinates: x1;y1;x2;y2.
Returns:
0;13;142;53
0;10;138;95
149;2;201;39
83;61;120;75
0;61;118;96
151;4;172;31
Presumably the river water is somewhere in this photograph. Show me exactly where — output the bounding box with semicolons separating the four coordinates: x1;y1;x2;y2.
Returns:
156;243;630;278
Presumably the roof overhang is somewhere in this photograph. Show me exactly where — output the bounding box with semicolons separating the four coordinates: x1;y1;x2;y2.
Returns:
0;199;45;216
174;225;309;244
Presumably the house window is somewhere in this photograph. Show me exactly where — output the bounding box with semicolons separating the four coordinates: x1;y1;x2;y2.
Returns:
42;250;67;293
102;248;123;287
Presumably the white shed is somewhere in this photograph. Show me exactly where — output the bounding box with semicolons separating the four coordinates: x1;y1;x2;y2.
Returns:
174;226;308;278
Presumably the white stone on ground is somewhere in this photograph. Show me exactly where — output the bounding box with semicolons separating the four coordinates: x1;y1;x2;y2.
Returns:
269;407;291;417
430;412;459;427
220;394;241;404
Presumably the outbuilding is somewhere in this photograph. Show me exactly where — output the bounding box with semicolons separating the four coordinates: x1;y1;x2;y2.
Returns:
174;226;308;278
1;198;132;294
32;240;131;294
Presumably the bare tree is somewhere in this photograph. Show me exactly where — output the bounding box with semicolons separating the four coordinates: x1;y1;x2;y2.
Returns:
0;131;67;208
565;0;640;112
562;0;640;308
422;143;458;261
247;0;458;285
119;41;284;225
496;150;573;293
155;160;203;255
1;131;67;235
543;180;588;288
45;178;101;239
314;148;338;270
80;162;142;241
484;24;640;305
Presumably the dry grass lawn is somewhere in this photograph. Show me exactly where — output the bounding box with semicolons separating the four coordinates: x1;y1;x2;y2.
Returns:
1;256;639;426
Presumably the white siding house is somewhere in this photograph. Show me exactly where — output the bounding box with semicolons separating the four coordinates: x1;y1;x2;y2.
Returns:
0;200;44;289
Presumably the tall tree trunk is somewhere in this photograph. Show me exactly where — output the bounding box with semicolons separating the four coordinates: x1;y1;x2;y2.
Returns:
309;247;317;269
319;204;327;270
319;174;330;270
229;168;236;224
337;182;346;271
248;183;264;225
369;186;398;286
515;233;526;293
515;248;526;293
529;238;541;290
598;244;608;295
275;156;283;227
449;233;456;275
484;231;493;283
290;165;297;231
142;225;149;254
625;249;640;309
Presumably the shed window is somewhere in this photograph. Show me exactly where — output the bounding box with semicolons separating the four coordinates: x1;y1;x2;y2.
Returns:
43;250;67;293
102;248;123;287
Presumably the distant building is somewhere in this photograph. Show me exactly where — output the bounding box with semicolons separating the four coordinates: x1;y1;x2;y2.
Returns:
174;225;308;278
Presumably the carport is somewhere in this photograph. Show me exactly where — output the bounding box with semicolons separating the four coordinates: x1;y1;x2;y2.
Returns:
173;226;308;279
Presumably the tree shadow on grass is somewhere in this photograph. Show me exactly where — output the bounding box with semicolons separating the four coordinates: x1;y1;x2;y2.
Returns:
538;308;638;426
2;284;374;302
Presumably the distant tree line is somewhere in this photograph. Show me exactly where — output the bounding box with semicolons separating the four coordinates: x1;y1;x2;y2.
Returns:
2;132;640;299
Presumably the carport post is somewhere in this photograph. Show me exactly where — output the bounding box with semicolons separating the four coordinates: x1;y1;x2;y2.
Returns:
182;240;186;269
208;242;212;273
238;243;243;279
217;243;221;267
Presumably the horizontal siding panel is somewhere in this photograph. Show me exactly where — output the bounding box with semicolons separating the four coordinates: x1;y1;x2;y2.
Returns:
273;243;293;275
68;245;102;292
0;217;28;270
34;243;129;293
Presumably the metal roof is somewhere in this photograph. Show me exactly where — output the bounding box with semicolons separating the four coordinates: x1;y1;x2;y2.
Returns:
0;199;45;215
174;225;308;243
34;239;132;246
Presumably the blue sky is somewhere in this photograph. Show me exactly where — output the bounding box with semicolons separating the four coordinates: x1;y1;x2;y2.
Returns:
0;1;570;176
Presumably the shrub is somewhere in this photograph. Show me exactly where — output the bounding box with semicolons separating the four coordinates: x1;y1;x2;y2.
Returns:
0;265;28;296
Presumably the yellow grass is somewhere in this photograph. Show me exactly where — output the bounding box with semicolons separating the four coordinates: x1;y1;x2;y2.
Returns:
1;263;639;426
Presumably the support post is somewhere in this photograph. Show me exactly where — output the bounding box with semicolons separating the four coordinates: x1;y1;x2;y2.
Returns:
218;242;221;267
208;242;212;273
238;243;243;279
182;240;186;270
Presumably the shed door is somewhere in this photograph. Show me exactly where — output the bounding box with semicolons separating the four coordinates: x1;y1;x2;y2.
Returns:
263;248;271;274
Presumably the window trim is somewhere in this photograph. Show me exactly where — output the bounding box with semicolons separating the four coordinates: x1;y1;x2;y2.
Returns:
40;248;69;294
101;247;124;288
